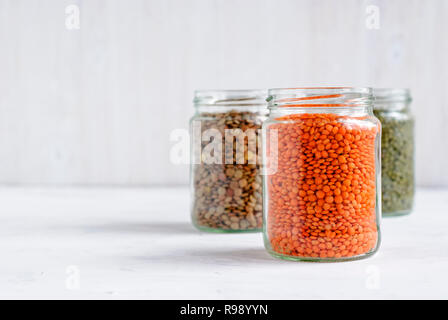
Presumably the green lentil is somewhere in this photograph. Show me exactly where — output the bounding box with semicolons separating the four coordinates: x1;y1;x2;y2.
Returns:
374;109;415;215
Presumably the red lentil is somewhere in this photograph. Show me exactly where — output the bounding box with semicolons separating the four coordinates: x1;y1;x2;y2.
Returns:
265;112;380;260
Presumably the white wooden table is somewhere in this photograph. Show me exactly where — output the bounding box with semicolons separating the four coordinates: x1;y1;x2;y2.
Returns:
1;187;447;299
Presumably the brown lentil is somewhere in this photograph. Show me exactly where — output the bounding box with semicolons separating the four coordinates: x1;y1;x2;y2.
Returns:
192;111;265;232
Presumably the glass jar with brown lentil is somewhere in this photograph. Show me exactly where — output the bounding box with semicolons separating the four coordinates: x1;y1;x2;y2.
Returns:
190;90;268;232
373;88;415;216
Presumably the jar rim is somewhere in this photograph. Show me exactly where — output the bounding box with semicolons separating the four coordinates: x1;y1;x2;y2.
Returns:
373;88;412;103
267;87;373;108
194;89;268;107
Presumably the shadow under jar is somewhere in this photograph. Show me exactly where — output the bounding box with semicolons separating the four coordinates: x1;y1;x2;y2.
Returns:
373;88;415;217
263;87;381;261
190;90;268;232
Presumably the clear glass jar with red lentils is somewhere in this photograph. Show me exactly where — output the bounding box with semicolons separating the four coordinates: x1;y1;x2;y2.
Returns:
262;87;381;261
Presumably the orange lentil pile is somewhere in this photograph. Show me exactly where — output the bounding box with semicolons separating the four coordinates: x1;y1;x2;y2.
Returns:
266;113;380;259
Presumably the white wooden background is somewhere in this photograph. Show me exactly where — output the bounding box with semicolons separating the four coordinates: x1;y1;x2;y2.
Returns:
0;0;446;186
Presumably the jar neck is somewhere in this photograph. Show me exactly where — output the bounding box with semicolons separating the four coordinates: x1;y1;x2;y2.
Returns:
195;105;269;114
374;101;410;112
194;89;268;113
373;88;412;112
269;106;373;117
267;87;373;116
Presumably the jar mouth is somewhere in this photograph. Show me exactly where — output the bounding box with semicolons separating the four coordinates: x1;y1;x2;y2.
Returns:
267;87;373;108
194;89;268;107
373;88;412;103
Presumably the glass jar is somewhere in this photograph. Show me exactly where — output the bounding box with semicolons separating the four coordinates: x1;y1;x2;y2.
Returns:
373;88;415;216
190;90;268;232
263;87;381;261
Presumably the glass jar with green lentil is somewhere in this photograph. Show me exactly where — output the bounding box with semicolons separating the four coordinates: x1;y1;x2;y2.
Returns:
373;88;415;216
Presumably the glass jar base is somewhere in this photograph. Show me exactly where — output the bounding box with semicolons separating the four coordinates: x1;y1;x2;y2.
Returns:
265;247;379;262
382;209;412;217
192;222;262;234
